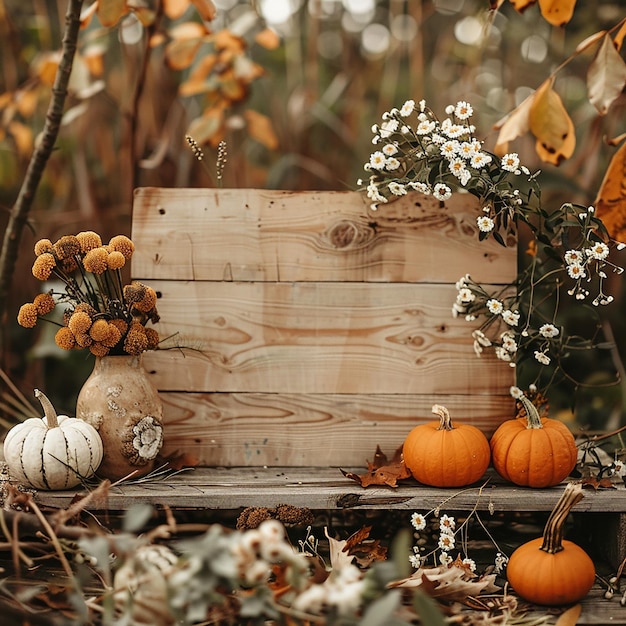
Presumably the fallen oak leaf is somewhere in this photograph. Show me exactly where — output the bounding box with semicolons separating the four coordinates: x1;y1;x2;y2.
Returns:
581;476;616;490
340;445;411;488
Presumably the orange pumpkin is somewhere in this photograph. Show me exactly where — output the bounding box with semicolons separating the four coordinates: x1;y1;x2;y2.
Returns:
506;482;595;606
490;388;577;488
402;404;491;487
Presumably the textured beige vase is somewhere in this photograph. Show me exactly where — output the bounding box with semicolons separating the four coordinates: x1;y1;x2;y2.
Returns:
76;355;164;481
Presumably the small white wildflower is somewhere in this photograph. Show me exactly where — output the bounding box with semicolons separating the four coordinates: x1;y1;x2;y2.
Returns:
477;216;495;233
411;512;427;531
458;169;471;186
470;152;492;169
439;514;456;533
408;181;431;194
433;183;452;201
617;242;626;250
382;143;398;156
462;557;477;572
501;153;520;172
369;151;386;170
502;309;520;326
457;287;475;303
567;263;587;280
409;553;422;568
400;99;416;116
419;99;426;112
534;350;551;365
539;323;559;338
388;182;407;196
385;157;401;170
564;249;584;265
500;331;517;353
416;120;436;135
486;299;504;315
454;101;473;119
494;552;508;575
379;118;399;138
438;533;455;551
510;386;524;399
445;104;455;115
471;330;491;349
588;242;610;260
440;140;460;158
439;552;453;566
495;346;512;362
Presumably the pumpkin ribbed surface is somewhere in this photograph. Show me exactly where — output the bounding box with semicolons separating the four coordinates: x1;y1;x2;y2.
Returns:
403;405;490;487
490;416;577;488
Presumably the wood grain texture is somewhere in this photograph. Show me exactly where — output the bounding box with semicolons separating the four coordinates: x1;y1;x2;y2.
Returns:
131;188;517;466
155;392;514;466
131;188;516;283
34;467;626;513
146;281;512;395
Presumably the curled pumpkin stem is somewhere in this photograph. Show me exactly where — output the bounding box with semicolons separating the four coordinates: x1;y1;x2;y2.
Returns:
510;386;543;429
432;404;453;431
540;482;584;554
34;389;59;429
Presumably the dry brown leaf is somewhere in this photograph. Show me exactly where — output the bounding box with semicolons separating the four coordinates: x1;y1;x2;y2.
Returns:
493;89;537;155
529;78;575;165
341;445;411;488
187;108;225;146
97;0;128;28
594;140;626;241
555;603;582;626
508;0;537;12
389;561;500;604
587;34;626;115
179;54;218;96
537;0;577;26
244;109;279;150
165;38;203;71
8;120;34;157
581;476;617;490
576;30;607;53
35;51;62;87
80;2;98;29
163;0;191;20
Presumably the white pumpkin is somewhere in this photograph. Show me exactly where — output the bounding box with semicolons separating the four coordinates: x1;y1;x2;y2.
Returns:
3;389;103;490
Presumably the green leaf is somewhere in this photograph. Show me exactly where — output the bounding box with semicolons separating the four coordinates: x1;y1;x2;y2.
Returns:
412;588;447;626
122;502;154;533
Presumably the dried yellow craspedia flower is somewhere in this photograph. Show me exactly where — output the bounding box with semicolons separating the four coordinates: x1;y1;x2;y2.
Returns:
34;238;53;256
109;318;129;336
68;310;93;335
109;235;135;260
102;322;123;348
75;302;97;316
17;303;39;328
123;281;145;304
33;292;55;316
124;322;148;355
53;235;81;260
89;319;111;342
60;255;79;273
74;331;93;348
83;247;109;274
107;250;126;270
133;286;157;313
32;253;56;280
89;342;110;357
144;327;160;350
55;327;76;350
76;231;103;253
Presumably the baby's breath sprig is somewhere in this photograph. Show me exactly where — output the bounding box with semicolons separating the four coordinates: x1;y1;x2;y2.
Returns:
185;135;228;187
362;99;624;392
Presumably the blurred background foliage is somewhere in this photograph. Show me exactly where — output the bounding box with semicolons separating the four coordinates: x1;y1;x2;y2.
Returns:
0;0;625;431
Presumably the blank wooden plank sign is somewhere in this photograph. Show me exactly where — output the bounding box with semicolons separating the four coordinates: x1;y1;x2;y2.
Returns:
131;188;517;467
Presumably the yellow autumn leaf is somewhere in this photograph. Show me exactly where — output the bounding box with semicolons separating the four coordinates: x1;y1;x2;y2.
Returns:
594;140;626;241
97;0;128;28
82;42;108;78
165;38;203;70
169;21;209;41
187;108;225;146
8;120;34;157
15;87;39;118
244;109;279;150
163;0;191;20
493;88;538;155
508;0;537;11
79;2;98;29
528;78;575;165
554;603;582;626
34;51;61;86
537;0;577;26
255;27;281;50
179;54;218;96
614;19;626;50
587;34;626;115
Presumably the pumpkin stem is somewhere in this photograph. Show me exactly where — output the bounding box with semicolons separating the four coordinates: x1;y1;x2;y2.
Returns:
34;389;59;429
513;389;543;430
540;482;584;554
432;404;453;431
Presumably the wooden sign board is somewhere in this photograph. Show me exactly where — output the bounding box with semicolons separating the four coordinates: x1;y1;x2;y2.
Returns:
131;188;516;467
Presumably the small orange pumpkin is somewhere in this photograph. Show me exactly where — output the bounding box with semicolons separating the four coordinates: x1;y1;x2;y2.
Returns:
490;388;577;488
402;404;491;487
506;482;595;606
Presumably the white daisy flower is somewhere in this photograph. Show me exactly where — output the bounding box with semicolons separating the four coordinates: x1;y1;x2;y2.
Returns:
539;323;559;338
385;157;401;170
369;151;386;170
567;263;587;279
416;120;436;135
534;350;551;365
411;512;427;531
388;181;407;196
477;216;495;233
501;153;520;172
502;309;520;326
454;101;473;119
400;99;416;116
433;183;452;201
382;143;398;156
564;249;584;265
588;242;610;260
487;298;504;315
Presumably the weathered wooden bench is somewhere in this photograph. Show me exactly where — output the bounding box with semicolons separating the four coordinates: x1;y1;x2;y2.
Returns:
34;188;626;624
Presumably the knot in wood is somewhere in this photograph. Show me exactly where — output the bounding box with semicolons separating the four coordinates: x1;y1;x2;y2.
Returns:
324;219;375;250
